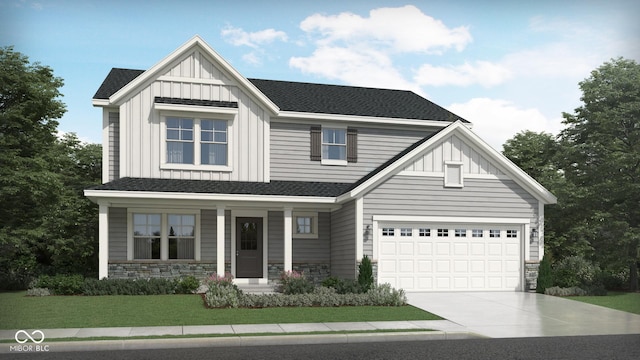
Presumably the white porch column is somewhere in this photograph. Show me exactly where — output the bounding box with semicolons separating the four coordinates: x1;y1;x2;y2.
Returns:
284;208;292;272
98;204;109;279
216;205;226;275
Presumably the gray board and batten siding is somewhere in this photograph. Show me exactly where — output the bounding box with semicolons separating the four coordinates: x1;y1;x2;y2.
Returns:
270;122;435;182
108;112;120;181
362;176;541;260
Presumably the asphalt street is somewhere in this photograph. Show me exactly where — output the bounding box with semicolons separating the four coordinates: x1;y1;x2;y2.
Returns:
3;334;639;360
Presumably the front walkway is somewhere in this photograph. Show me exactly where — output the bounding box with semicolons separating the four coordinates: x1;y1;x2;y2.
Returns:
407;291;640;338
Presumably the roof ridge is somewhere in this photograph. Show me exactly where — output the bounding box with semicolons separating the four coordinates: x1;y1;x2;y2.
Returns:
248;78;416;93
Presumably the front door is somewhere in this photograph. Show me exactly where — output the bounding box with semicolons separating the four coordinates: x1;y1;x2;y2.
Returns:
236;217;263;278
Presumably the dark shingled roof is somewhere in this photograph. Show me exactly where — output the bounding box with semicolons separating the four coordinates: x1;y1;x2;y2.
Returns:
93;68;467;122
248;78;466;122
93;68;144;99
89;177;352;197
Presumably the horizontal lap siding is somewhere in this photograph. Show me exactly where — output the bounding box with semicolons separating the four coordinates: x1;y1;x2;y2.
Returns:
108;207;127;260
268;212;331;263
331;201;357;278
270;122;433;182
363;176;539;259
201;210;216;261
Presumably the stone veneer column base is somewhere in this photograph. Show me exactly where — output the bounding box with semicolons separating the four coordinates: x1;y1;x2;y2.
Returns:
268;263;330;285
525;261;540;291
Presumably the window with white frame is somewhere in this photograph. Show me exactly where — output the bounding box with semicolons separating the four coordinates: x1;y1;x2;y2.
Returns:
444;161;464;188
472;229;483;237
292;212;318;238
133;214;162;259
131;211;198;260
400;228;412;236
489;229;501;238
166;118;194;164
168;215;195;259
322;128;346;161
382;228;395;236
200;120;227;165
164;116;229;168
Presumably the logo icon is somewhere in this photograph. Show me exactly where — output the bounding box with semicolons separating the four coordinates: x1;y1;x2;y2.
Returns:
15;330;45;344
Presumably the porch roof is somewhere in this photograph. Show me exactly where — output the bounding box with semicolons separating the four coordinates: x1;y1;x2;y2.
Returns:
88;177;352;198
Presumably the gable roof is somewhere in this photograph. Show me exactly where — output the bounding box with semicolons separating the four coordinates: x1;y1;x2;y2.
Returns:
92;37;466;123
340;121;557;204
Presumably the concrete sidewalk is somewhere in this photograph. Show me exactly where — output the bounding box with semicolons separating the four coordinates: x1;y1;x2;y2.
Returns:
1;320;479;353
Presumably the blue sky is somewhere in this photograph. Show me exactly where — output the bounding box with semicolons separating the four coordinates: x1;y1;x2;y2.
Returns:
2;0;638;150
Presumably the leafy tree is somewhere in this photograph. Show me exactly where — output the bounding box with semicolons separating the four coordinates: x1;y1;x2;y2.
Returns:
0;46;66;288
559;58;640;290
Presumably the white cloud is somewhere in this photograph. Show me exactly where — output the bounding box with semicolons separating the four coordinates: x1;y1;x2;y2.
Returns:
415;61;512;87
448;98;564;151
221;26;287;48
299;5;472;54
290;46;417;91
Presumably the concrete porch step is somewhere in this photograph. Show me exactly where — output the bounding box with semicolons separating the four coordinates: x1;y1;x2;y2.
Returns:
236;284;278;294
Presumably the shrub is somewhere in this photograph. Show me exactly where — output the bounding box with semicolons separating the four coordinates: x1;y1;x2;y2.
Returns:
32;274;85;295
204;272;242;308
279;270;314;294
82;278;178;295
553;256;601;288
545;286;588;296
536;255;553;294
205;272;235;288
26;287;51;297
358;255;374;292
599;268;630;290
321;276;342;289
175;275;200;294
367;283;407;306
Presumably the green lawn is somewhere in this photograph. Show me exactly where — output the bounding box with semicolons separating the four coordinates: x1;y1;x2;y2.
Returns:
567;292;640;314
0;292;441;330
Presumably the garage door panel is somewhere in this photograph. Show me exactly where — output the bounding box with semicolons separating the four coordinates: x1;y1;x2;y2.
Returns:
378;222;522;292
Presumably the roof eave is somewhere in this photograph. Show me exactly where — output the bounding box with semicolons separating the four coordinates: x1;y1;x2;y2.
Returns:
278;111;456;127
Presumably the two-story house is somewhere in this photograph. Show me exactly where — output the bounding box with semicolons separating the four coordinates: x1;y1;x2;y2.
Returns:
86;36;556;292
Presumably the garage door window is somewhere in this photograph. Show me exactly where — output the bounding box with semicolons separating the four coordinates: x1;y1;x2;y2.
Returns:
506;230;518;238
455;229;467;237
472;229;483;237
489;229;501;237
400;228;412;236
419;228;431;236
382;228;395;236
437;229;448;237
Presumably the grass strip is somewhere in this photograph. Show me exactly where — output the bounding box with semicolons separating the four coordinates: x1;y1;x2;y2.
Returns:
567;292;640;314
0;329;434;343
1;292;441;329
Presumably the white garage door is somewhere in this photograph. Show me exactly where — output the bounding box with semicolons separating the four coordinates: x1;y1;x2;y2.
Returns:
378;223;522;291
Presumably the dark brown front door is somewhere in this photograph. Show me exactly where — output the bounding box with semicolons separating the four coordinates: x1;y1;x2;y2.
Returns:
236;217;263;278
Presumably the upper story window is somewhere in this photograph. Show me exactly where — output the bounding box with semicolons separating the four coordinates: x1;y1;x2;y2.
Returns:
322;128;346;161
310;126;357;165
166;118;194;164
201;120;227;166
162;115;231;170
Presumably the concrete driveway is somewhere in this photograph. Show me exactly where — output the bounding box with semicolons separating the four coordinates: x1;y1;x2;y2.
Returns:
407;292;640;338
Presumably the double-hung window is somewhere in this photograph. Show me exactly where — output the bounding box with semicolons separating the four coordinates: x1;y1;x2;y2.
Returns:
166;118;194;164
322;128;346;161
164;116;230;168
200;120;228;165
133;214;162;260
168;215;195;259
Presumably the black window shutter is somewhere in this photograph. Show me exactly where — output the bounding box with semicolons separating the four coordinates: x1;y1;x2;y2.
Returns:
310;126;321;161
347;128;358;163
